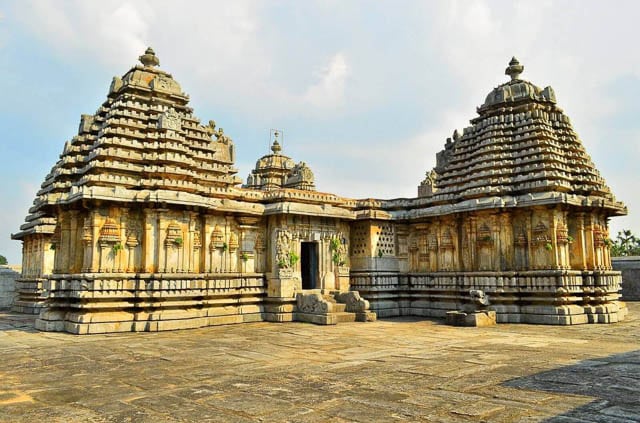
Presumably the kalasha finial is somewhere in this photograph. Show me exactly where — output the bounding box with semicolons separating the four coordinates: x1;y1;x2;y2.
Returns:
505;56;524;81
139;47;160;67
270;129;282;154
271;140;282;154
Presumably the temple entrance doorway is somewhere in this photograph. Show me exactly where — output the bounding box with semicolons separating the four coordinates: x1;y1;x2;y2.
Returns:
301;242;319;289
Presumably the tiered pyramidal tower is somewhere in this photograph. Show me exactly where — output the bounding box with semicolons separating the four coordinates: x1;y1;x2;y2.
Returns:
419;57;616;203
12;48;255;321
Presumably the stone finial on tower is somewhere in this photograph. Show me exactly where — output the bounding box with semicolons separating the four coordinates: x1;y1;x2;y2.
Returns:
139;47;160;67
505;57;524;80
271;130;282;154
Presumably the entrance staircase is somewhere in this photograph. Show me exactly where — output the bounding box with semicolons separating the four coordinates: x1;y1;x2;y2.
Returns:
295;290;376;325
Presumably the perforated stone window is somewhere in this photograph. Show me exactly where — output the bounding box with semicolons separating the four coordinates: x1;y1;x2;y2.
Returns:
351;223;368;256
375;224;395;256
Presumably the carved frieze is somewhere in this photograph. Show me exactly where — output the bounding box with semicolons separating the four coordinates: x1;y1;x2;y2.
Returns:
165;222;183;247
210;225;224;251
297;293;330;314
556;222;570;245
533;221;550;245
477;223;494;247
228;232;239;252
440;229;454;250
99;219;120;244
157;108;182;131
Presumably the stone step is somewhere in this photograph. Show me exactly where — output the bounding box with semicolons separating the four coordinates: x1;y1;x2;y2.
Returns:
333;303;347;313
334;312;356;324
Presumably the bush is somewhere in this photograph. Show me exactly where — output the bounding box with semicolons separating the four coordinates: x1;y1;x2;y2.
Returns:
0;255;7;265
611;230;640;257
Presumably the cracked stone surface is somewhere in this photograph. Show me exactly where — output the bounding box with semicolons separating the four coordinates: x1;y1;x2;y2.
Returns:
0;303;639;422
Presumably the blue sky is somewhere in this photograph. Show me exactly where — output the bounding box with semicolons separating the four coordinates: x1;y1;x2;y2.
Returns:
0;0;639;263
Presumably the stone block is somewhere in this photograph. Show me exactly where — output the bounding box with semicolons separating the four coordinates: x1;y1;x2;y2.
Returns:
295;312;338;325
354;311;377;322
446;310;497;327
267;276;300;298
263;312;295;323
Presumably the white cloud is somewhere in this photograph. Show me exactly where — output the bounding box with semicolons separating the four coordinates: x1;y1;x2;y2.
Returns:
457;0;494;37
12;1;149;68
96;3;148;61
303;52;350;109
5;0;640;240
0;9;6;49
303;110;469;199
10;1;356;120
0;181;38;264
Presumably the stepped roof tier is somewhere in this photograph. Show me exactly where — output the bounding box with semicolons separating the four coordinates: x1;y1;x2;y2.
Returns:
14;47;246;239
244;131;316;191
416;57;626;217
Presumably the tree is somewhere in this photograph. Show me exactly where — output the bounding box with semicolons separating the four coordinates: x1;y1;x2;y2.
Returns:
610;230;640;257
0;255;7;265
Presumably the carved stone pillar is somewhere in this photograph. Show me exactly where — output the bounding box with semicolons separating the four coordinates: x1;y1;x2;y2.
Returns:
156;209;168;273
238;216;260;274
57;211;72;273
68;210;80;273
603;218;612;269
584;214;596;270
118;209;128;273
525;211;534;270
89;210;101;272
225;215;237;273
188;212;201;273
255;232;266;273
498;213;513;271
142;208;157;273
549;210;560;269
81;217;92;272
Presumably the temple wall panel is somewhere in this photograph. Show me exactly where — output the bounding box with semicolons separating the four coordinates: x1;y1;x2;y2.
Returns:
35;273;266;334
268;214;351;292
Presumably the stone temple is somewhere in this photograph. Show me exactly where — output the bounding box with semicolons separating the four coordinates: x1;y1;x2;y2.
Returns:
12;49;627;333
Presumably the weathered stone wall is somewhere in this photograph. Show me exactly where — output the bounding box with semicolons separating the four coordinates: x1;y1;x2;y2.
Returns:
613;256;640;301
36;273;267;334
0;265;21;309
351;269;625;324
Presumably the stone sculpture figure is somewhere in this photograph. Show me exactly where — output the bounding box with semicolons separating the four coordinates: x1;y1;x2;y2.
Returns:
275;230;292;269
469;289;489;310
158;108;182;131
206;120;217;136
450;289;496;327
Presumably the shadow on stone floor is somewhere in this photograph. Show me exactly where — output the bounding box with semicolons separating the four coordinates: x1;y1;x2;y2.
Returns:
377;315;451;326
503;349;640;422
0;310;38;333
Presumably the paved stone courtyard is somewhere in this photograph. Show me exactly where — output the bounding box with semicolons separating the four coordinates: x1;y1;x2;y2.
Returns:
0;304;639;423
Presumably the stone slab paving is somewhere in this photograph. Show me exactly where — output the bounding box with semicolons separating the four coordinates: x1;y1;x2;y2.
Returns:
0;304;639;423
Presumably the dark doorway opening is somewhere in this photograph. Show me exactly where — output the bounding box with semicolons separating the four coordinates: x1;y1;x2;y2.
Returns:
301;242;319;289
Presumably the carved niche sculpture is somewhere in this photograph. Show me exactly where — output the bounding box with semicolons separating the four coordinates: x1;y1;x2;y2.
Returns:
158;108;182;131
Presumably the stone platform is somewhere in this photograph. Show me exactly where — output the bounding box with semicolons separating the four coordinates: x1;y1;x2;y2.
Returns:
0;303;638;422
613;256;640;300
0;266;19;309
